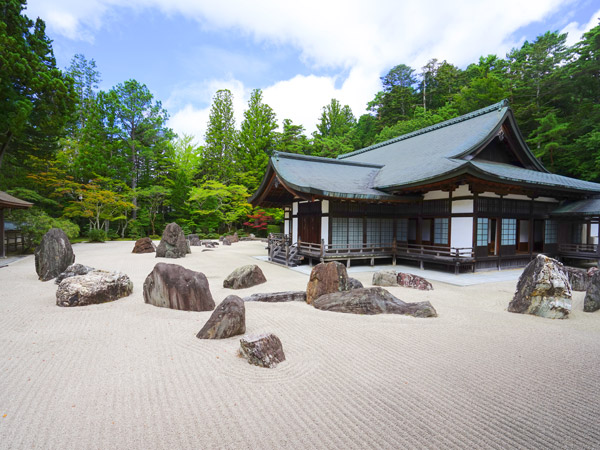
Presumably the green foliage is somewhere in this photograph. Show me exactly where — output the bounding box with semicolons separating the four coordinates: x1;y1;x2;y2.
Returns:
276;119;311;154
6;207;79;250
188;180;252;234
203;89;237;183
87;228;107;243
236;89;278;192
0;0;75;181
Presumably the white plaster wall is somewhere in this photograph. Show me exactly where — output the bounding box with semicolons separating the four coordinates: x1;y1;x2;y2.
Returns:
292;202;298;215
591;223;598;237
321;200;329;214
504;194;531;201
321;217;329;245
284;219;290;235
536;197;559;203
423;190;449;200
452;199;473;214
451;217;473;248
478;192;502;198
292;218;298;243
453;185;471;197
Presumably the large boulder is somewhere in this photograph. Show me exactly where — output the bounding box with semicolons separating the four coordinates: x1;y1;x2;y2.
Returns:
508;254;571;319
34;228;75;282
223;265;267;289
313;287;437;317
132;237;156;254
563;266;590;292
584;270;600;313
397;273;433;291
143;263;214;311
56;270;133;307
156;223;188;258
55;263;94;285
372;270;397;287
243;291;306;303
187;234;202;246
239;333;286;368
306;261;349;304
196;295;245;339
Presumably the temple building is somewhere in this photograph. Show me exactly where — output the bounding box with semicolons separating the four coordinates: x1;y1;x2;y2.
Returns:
251;100;600;272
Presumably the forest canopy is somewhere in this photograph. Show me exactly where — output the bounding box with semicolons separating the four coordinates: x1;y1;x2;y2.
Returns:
1;0;599;245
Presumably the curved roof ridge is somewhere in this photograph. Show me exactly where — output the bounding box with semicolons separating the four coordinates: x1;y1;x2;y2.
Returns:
337;99;509;160
273;151;383;168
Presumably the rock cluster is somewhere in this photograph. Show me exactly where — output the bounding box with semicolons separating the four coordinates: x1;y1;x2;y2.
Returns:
156;223;188;258
508;254;571;319
56;270;133;307
243;291;306;303
306;261;349;304
132;237;156;254
197;295;245;339
55;263;94;284
312;287;437;317
223;265;267;289
187;234;202;246
35;228;75;281
238;333;286;368
143;263;214;311
203;241;218;248
372;270;433;290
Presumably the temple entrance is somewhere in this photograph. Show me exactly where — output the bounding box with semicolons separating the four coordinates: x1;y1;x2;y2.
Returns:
298;214;321;244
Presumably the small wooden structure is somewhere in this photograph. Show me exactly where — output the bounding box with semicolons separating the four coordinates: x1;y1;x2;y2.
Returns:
0;191;33;258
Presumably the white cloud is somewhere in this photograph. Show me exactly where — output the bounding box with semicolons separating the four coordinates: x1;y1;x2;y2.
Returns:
27;0;582;142
562;8;600;46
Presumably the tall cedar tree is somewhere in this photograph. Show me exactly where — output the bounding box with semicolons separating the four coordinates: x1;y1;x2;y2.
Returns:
237;89;278;192
0;0;75;180
203;89;237;183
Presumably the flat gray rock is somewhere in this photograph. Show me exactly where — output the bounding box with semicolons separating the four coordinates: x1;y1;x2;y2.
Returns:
313;287;437;317
243;291;306;302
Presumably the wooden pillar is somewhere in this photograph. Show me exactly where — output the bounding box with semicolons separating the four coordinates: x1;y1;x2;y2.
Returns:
0;208;4;258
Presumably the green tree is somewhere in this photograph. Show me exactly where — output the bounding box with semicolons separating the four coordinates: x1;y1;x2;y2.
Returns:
368;64;418;127
203;89;237;183
276;119;312;154
188;180;251;234
0;0;75;177
236;89;278;192
65;53;101;132
313;99;356;158
103;79;173;218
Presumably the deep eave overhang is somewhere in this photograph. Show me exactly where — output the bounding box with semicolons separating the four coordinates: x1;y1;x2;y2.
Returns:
0;192;34;210
380;162;600;196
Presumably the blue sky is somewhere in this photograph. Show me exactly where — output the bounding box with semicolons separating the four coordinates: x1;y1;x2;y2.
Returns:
25;0;600;142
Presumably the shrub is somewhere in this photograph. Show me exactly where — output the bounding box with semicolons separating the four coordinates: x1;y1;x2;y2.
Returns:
88;229;107;243
266;224;282;235
6;208;80;251
150;235;160;240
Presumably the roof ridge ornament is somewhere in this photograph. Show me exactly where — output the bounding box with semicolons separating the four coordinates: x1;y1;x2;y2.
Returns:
337;99;509;160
